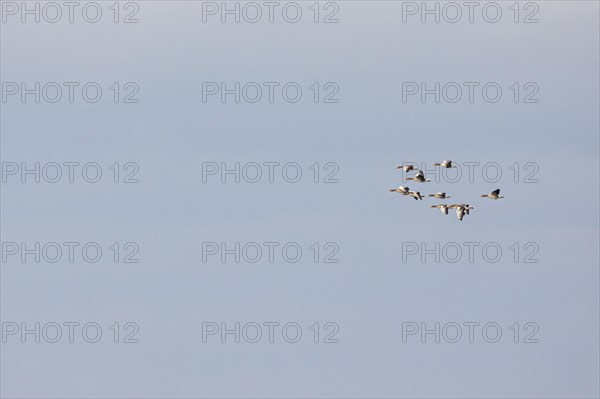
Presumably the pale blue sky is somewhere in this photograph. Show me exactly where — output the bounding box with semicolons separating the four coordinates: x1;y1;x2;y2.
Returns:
1;1;599;398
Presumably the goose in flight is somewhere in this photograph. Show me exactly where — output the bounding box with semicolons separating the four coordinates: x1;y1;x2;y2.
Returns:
430;204;449;214
455;205;466;221
448;204;474;220
396;164;415;173
405;170;431;183
451;204;474;215
462;204;474;215
481;189;504;199
428;192;450;199
389;186;410;195
408;190;423;200
434;160;456;168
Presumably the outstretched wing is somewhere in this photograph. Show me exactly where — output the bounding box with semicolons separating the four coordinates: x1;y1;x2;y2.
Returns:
491;188;500;196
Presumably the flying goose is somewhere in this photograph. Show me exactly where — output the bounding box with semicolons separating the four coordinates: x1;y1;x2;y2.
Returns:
396;164;415;173
455;205;466;221
481;189;504;199
405;170;431;183
428;192;450;199
408;190;423;200
389;186;410;195
434;160;456;168
452;204;474;214
448;204;474;220
430;204;449;214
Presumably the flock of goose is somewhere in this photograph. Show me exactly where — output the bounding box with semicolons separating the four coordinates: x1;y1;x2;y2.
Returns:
389;160;504;221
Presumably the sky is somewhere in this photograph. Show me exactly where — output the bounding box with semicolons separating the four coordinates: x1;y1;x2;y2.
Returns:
1;1;599;398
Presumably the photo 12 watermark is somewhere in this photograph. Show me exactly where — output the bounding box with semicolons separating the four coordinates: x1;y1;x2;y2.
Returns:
201;82;339;104
401;81;539;104
2;321;140;343
201;321;340;343
400;2;540;24
1;1;140;24
1;241;140;264
401;241;540;264
2;162;140;183
200;1;340;24
401;321;540;343
1;82;140;103
202;162;339;184
202;241;340;264
395;161;539;184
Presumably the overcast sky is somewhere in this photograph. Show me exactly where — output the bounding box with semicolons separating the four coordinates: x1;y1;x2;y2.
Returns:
1;1;599;398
